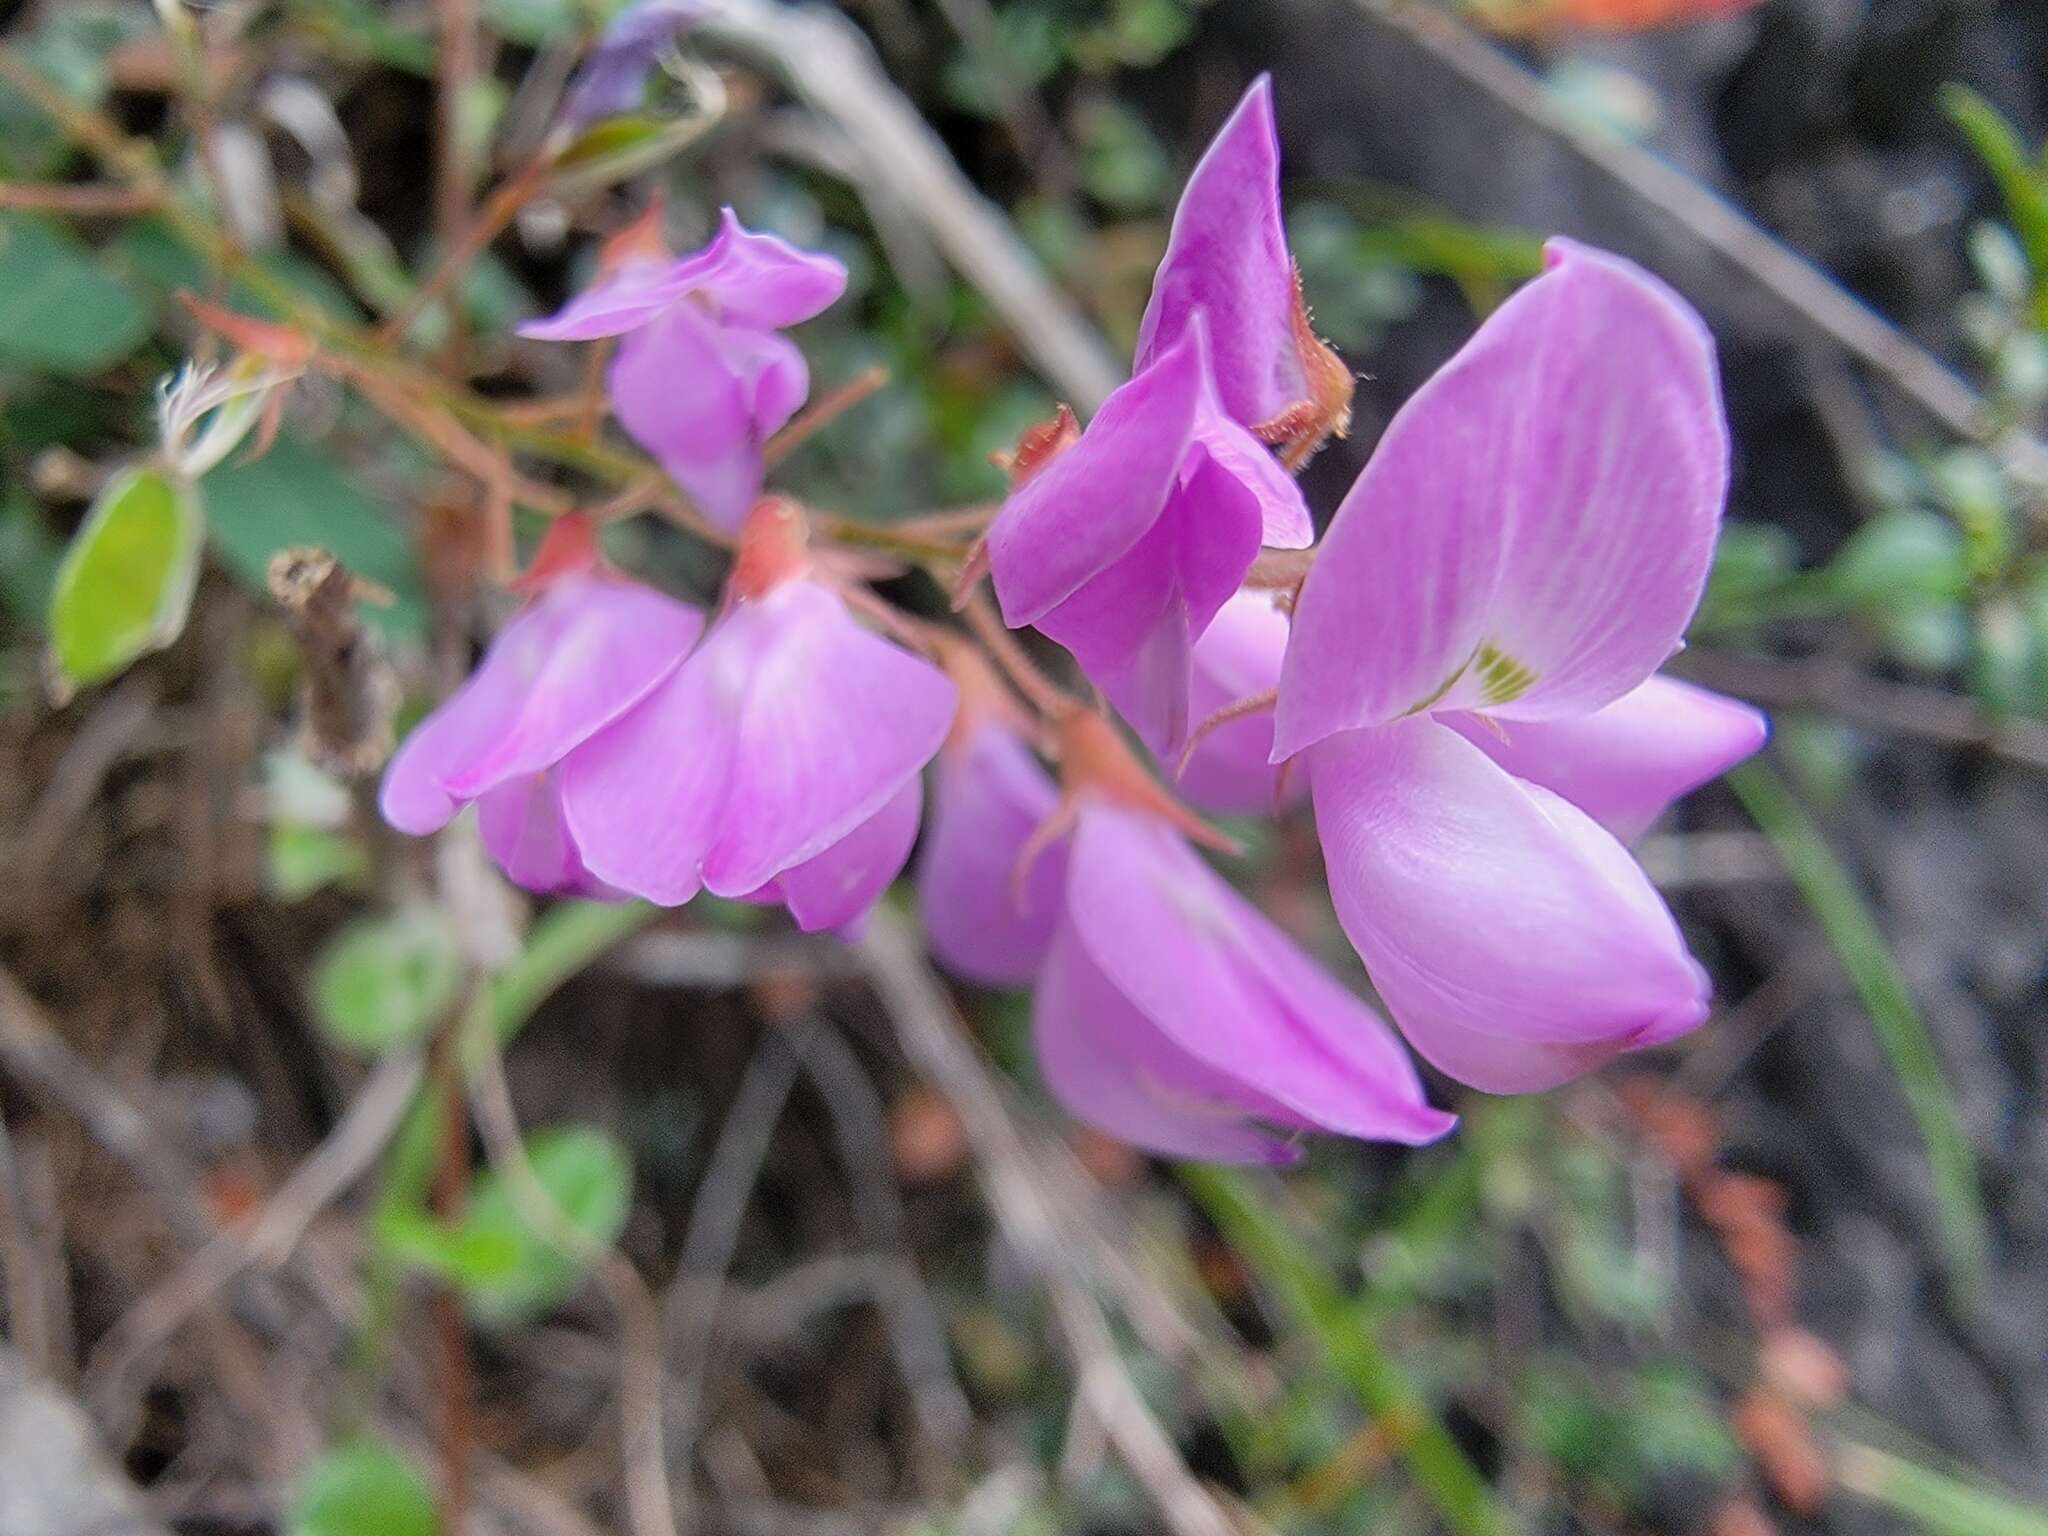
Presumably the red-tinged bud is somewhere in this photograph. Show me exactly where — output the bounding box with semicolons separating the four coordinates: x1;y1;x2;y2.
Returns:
177;292;316;368
993;404;1080;486
729;496;814;601
936;636;1035;752
509;512;604;594
1056;711;1240;856
1253;269;1353;472
600;191;671;275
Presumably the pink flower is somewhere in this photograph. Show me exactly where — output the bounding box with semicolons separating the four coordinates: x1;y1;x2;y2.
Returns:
520;210;847;530
1157;587;1300;816
380;523;707;896
1276;239;1763;1092
1134;74;1352;463
558;501;957;932
920;712;1454;1162
1443;676;1765;842
916;653;1067;985
985;317;1312;751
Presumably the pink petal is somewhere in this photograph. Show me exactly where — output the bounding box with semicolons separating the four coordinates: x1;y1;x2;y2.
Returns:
1133;76;1303;429
1037;418;1283;749
379;574;703;835
1309;717;1711;1093
1034;915;1304;1164
1169;589;1299;815
1191;407;1314;550
701;581;957;896
723;325;810;440
556;646;735;907
917;722;1066;986
1275;239;1727;760
773;777;924;934
1446;675;1767;840
476;773;619;899
1061;805;1457;1145
610;305;766;532
518;258;685;341
988;324;1206;629
666;208;848;330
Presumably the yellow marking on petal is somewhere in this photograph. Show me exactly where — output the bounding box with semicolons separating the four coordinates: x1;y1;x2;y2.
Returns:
1474;642;1536;705
1401;655;1473;718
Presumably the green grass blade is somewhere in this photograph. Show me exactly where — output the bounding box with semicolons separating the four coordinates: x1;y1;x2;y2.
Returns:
1840;1441;2048;1536
1181;1164;1505;1536
1725;760;1987;1302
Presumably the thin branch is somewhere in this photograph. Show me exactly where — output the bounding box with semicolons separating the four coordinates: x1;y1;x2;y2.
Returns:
0;181;164;213
1354;0;2037;471
84;1047;425;1426
1672;648;2048;772
467;1007;679;1536
698;0;1123;411
434;0;482;373
856;911;1234;1536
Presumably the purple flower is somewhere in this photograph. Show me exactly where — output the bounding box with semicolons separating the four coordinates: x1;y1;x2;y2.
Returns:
558;501;956;930
985;317;1312;751
557;0;712;131
1443;675;1766;842
1134;74;1352;465
520;209;847;530
918;705;1066;987
380;537;707;896
918;711;1453;1161
1275;239;1763;1092
1157;587;1300;816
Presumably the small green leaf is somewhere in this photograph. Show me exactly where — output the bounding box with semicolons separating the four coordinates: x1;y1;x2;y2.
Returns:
487;0;579;44
46;467;203;698
1822;509;1970;607
458;1124;632;1326
201;435;427;643
1699;519;1799;625
290;1441;438;1536
312;909;462;1053
269;824;371;901
1944;86;2048;323
1841;1441;2048;1536
0;215;151;375
1075;98;1173;214
547;94;720;201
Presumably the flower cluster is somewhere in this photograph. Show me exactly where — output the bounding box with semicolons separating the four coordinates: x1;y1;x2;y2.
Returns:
382;70;1765;1165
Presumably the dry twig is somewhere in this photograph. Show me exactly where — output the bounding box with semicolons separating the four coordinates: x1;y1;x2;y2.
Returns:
856;911;1236;1536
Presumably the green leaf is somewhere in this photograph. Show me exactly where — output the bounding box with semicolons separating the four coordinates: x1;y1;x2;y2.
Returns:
1182;1165;1505;1536
0;5;158;177
269;823;371;901
1822;509;1970;607
0;215;151;376
200;434;427;643
46;467;203;698
457;1125;632;1326
290;1441;438;1536
1698;519;1799;626
487;0;580;44
1841;1441;2048;1536
313;909;463;1053
547;113;717;200
1943;86;2048;323
1726;762;1987;1303
1075;98;1173;214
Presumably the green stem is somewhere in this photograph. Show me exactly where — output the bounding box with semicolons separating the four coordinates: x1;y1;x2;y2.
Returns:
1181;1164;1505;1536
1725;760;1987;1305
